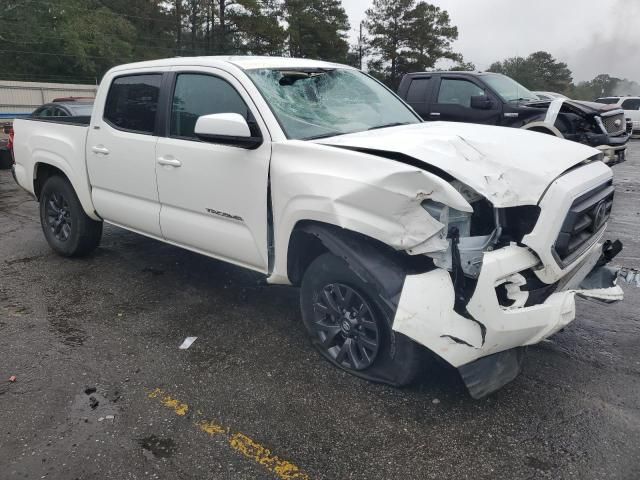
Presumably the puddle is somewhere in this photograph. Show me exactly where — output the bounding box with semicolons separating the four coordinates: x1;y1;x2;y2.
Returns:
138;435;177;458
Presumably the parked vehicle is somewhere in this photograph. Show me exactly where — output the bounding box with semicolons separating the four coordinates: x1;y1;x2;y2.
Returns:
398;71;630;164
0;123;12;169
31;97;94;118
12;57;625;398
533;91;568;101
595;96;640;138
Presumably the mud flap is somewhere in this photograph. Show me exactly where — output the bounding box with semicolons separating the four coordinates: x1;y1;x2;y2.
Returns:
458;347;527;399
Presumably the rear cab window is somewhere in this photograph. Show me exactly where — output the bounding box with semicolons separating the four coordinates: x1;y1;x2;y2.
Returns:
104;74;162;134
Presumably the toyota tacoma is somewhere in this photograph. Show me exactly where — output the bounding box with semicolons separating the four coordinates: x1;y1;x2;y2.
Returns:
12;57;625;398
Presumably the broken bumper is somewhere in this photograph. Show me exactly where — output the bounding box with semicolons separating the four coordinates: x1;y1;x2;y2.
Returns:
392;241;624;398
591;133;629;164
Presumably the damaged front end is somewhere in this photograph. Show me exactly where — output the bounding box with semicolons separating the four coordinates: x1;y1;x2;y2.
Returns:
391;164;629;399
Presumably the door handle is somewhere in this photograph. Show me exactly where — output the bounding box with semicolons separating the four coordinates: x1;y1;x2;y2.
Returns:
430;112;441;117
157;157;182;167
91;145;110;155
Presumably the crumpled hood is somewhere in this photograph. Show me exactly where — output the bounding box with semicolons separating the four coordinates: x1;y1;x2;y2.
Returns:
317;121;602;207
527;99;622;116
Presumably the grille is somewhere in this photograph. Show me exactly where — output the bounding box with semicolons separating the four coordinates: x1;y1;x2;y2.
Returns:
601;113;626;135
554;181;614;264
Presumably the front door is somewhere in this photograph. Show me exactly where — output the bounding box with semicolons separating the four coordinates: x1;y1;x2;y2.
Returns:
86;72;164;237
430;77;502;125
155;68;271;272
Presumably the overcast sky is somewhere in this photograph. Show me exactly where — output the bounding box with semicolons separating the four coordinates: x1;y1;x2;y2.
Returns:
342;0;640;82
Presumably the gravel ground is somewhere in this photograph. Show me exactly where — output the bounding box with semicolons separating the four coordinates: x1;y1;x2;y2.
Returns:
1;141;639;480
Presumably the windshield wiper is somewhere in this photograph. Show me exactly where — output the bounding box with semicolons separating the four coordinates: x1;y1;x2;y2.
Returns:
303;132;344;141
368;122;410;131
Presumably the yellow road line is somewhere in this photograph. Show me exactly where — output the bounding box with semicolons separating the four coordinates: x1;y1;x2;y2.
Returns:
148;388;189;416
147;388;310;480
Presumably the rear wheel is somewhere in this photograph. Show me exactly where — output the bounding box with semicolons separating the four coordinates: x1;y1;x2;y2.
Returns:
300;252;423;386
39;175;102;257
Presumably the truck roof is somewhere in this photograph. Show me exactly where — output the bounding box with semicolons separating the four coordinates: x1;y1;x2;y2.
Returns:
404;71;494;77
109;56;352;73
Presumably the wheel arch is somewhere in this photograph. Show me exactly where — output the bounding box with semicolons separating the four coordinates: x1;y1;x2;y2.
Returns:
33;161;100;221
521;122;564;138
284;220;432;304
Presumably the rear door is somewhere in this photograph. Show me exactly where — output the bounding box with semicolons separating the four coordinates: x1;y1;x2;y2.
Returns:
87;71;166;237
154;67;272;272
430;76;502;124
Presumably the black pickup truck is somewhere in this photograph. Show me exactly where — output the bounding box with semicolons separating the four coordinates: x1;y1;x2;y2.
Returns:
398;71;631;164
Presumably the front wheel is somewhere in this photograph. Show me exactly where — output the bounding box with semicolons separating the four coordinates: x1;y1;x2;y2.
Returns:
300;252;424;386
39;175;102;257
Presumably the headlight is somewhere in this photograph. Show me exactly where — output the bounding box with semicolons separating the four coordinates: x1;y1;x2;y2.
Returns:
421;200;472;237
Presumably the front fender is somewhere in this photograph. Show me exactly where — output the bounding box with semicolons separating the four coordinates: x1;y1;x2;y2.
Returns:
268;141;471;284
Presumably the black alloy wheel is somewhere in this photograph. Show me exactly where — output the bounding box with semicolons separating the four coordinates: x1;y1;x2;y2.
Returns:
44;191;72;242
311;283;381;371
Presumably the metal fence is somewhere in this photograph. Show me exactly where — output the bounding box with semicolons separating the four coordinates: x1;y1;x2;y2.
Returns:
0;80;98;120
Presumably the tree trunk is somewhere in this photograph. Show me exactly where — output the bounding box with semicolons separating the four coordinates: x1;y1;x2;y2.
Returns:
176;0;182;50
219;1;226;53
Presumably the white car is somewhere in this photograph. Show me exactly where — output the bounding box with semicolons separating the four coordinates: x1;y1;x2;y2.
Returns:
11;56;625;398
596;96;640;138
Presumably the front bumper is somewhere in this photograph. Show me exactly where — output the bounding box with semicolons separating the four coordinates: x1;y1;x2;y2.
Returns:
589;132;630;164
393;241;624;398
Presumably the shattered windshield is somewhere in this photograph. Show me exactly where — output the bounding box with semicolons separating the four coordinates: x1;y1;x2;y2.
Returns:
246;68;420;140
483;73;538;103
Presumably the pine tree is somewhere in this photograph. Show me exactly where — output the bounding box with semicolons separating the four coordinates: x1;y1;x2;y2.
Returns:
283;0;350;63
365;0;459;88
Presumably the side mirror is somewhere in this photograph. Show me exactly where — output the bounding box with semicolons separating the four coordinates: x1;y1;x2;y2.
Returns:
470;95;493;110
194;113;263;149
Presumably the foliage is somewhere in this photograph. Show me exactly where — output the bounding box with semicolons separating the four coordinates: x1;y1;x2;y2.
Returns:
283;0;350;62
364;0;459;88
0;0;348;82
567;74;640;100
488;51;572;93
449;60;476;72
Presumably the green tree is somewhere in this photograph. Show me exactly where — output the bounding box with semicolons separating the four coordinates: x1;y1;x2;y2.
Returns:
488;51;572;93
283;0;350;62
450;60;476;71
405;2;460;71
365;0;459;88
0;0;140;82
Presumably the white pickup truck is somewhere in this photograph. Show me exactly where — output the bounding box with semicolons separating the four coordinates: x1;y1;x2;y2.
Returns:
12;56;625;398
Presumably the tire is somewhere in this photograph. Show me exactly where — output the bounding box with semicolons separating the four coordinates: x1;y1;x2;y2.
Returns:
0;149;12;170
300;252;424;386
39;175;102;257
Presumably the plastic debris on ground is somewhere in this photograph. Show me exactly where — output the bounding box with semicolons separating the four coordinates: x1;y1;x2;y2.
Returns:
179;337;198;350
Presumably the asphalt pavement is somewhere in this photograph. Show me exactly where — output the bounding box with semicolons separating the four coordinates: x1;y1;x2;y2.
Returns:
1;142;639;480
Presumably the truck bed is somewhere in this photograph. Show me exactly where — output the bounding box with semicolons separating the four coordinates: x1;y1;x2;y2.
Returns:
12;117;95;219
20;116;91;127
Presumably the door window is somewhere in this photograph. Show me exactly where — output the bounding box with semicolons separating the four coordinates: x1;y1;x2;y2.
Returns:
406;78;430;103
621;99;640;110
171;73;250;139
33;106;53;117
437;79;485;107
104;74;162;134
